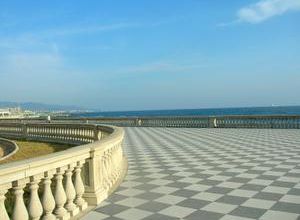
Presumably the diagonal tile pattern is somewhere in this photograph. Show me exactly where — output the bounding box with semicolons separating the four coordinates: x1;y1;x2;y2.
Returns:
83;128;300;220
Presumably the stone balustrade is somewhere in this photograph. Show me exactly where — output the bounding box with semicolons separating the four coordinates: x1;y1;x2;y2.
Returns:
4;115;298;129
0;123;126;220
0;138;19;161
76;115;300;128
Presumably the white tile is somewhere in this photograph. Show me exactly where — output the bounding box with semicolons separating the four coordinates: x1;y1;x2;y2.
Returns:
218;181;244;189
115;208;152;220
208;175;231;181
150;186;178;194
202;202;237;214
148;179;173;186
155;195;185;205
242;198;276;209
201;170;222;175
280;195;300;204
220;215;254;220
147;173;168;179
236;173;259;179
248;179;273;186
178;177;201;183
121;181;142;188
192;192;223;202
159;205;196;218
173;171;194;177
184;184;212;192
278;177;300;183
81;211;109;220
260;210;299;220
116;197;147;207
116;188;144;197
228;189;257;198
262;186;290;194
263;171;286;177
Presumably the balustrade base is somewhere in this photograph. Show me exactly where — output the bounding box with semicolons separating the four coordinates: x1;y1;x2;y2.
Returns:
83;189;108;206
69;207;80;217
108;156;128;196
57;213;70;220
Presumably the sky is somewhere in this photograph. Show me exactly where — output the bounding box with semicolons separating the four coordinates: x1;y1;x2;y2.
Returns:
0;0;299;111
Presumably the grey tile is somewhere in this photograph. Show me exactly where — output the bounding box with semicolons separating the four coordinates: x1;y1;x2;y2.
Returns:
190;173;213;179
134;177;154;183
246;170;264;174
106;194;128;203
271;181;296;188
95;204;129;215
288;188;300;196
163;175;184;181
253;192;283;201
258;175;278;180
185;210;224;220
171;189;199;197
216;195;248;205
143;213;179;220
222;172;238;177
177;198;210;209
102;217;123;220
167;182;190;189
271;202;300;214
206;186;234;194
229;206;267;219
228;177;251;183
135;183;158;191
239;184;266;191
136;201;170;212
136;192;164;200
198;179;222;186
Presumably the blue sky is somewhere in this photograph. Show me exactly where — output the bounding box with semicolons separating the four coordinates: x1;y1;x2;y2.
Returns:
0;0;299;110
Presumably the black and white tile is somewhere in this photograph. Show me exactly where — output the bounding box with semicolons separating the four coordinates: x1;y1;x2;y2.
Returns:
83;128;300;220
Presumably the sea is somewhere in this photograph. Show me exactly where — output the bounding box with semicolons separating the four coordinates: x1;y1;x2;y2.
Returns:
71;106;300;118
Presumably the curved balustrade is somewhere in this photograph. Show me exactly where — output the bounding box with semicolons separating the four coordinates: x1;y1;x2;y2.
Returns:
62;115;300;128
0;138;19;161
1;115;299;128
0;123;127;220
214;115;300;129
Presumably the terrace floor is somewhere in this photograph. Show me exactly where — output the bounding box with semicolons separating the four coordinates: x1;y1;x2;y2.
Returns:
83;128;300;220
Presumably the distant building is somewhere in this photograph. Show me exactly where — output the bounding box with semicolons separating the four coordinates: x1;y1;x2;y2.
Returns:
0;107;37;119
0;109;11;118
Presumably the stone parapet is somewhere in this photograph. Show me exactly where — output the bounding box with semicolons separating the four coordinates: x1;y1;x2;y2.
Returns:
0;122;126;220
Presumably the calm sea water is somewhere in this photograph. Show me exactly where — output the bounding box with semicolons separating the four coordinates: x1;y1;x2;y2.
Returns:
71;106;300;118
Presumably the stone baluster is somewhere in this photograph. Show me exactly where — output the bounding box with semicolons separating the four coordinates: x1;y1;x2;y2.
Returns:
103;152;111;188
54;167;70;219
74;161;87;211
64;164;79;217
41;172;56;220
12;180;29;220
110;149;117;181
28;175;43;220
100;154;107;189
0;184;10;220
114;149;119;177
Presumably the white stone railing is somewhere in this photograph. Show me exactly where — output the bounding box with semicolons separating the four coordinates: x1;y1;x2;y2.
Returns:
0;138;19;161
49;115;300;128
0;123;126;220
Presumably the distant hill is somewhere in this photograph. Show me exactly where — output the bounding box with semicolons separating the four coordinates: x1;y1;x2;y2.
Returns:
0;101;87;112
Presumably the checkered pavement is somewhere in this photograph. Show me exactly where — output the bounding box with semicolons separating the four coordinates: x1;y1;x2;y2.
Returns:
83;128;300;220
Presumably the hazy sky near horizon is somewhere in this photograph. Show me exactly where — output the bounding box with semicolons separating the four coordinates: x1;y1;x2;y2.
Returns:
0;0;299;111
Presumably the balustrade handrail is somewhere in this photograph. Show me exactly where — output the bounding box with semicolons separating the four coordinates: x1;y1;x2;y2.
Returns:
0;122;126;220
0;138;19;162
0;114;299;129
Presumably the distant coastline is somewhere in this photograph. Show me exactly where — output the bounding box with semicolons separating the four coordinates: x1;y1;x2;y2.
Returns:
70;106;300;118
